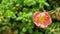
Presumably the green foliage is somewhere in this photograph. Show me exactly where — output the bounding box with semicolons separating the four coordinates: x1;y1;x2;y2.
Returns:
4;10;14;18
0;0;60;34
24;0;36;6
36;0;49;8
45;22;60;34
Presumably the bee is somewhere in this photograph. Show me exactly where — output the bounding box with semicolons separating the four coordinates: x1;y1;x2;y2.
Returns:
48;7;60;21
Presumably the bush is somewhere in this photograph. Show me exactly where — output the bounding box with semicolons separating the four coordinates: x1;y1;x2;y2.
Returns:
0;0;60;34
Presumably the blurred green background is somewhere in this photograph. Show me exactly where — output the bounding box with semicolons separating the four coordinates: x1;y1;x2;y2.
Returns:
0;0;60;34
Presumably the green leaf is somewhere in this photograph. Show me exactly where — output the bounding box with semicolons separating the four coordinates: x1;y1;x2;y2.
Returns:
39;3;44;8
14;0;17;3
36;0;46;3
22;27;27;32
28;29;33;33
34;30;43;34
4;10;14;18
24;0;36;6
44;2;49;6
